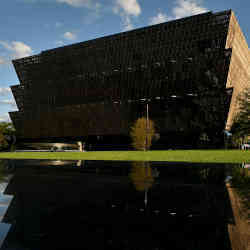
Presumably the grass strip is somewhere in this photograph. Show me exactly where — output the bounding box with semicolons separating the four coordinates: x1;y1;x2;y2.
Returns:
0;150;249;163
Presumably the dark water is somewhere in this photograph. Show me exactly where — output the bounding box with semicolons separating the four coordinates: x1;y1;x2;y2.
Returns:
0;159;240;249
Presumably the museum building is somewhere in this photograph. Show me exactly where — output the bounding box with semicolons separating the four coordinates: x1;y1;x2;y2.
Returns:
9;10;250;148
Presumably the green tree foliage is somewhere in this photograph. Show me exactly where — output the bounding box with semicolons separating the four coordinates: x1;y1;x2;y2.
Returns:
129;162;154;191
0;122;15;151
0;132;7;150
231;88;250;147
130;117;155;151
192;66;232;146
0;122;15;134
0;160;12;182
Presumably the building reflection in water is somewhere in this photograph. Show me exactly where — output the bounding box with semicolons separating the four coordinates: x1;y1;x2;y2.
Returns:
0;160;235;250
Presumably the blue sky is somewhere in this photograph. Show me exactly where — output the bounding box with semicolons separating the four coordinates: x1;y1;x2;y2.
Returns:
0;0;250;122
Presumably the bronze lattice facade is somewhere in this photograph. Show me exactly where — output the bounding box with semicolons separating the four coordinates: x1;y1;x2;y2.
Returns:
9;10;250;148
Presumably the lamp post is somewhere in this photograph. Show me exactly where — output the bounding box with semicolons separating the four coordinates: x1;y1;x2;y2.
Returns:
140;98;150;151
146;102;149;151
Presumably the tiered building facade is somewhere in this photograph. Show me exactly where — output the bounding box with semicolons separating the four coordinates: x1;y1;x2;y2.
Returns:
9;10;250;148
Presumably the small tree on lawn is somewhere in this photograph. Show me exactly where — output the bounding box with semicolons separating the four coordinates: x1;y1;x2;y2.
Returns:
130;117;155;151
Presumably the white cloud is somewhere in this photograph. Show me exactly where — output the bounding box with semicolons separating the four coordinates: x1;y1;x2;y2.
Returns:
0;113;11;122
0;99;16;107
56;0;95;8
55;22;63;28
0;98;17;111
82;4;102;24
113;0;141;31
149;0;208;25
1;99;13;105
173;0;208;19
0;41;33;59
122;15;134;31
149;12;169;25
55;41;65;46
22;0;38;3
63;31;77;41
0;57;5;64
24;0;102;10
114;0;141;16
0;88;11;96
95;2;101;9
56;0;89;7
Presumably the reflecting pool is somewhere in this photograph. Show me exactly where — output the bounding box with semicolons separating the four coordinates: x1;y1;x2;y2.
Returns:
0;159;244;249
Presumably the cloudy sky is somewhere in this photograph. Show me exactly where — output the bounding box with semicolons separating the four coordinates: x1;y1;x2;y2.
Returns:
0;0;250;122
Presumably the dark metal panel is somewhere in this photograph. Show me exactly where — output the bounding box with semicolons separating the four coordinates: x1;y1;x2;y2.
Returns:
9;10;234;143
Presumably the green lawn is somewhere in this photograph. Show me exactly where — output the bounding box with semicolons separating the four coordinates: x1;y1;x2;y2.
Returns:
0;150;249;163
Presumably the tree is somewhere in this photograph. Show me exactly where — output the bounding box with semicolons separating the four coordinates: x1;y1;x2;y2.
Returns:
0;132;7;150
0;122;15;135
0;122;15;151
191;65;232;147
231;88;250;147
130;117;155;151
129;162;154;191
